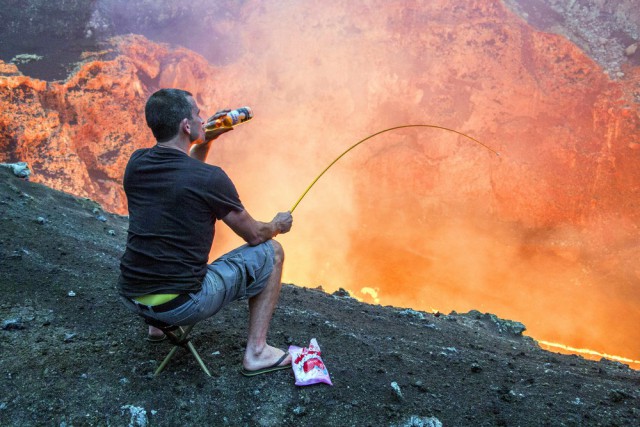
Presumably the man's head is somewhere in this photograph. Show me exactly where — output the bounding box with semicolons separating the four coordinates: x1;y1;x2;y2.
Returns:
145;88;199;142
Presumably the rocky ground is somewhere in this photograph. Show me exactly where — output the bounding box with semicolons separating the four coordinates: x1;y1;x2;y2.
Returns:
1;168;639;426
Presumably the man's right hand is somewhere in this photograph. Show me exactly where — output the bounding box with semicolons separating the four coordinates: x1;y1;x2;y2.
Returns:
273;211;293;235
223;209;292;246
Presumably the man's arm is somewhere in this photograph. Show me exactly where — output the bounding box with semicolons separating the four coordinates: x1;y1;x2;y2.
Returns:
222;209;293;246
190;128;233;161
190;140;213;162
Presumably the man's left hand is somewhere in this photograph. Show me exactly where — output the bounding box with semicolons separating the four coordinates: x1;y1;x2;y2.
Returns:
204;109;234;142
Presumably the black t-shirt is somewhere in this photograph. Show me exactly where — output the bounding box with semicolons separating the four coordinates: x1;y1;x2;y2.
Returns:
118;145;244;297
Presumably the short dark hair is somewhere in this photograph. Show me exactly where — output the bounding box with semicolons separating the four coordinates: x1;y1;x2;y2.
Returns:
145;89;194;142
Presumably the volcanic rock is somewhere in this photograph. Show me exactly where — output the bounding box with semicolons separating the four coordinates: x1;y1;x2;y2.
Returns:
0;1;638;224
0;162;31;179
0;35;228;214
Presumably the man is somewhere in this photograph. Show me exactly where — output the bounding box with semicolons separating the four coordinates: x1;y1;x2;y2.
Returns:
119;88;293;376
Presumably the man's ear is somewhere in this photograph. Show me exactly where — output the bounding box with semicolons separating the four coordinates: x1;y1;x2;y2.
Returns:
181;118;190;135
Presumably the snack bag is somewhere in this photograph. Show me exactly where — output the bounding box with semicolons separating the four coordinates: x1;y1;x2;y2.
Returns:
288;338;333;386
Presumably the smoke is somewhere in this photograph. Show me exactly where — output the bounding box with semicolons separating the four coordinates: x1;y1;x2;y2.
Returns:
183;0;640;365
21;1;634;364
346;202;640;359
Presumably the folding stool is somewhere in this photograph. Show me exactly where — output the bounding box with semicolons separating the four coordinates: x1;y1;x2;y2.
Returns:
143;317;211;377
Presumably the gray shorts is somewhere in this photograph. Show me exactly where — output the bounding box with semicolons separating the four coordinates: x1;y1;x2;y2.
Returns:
121;241;275;326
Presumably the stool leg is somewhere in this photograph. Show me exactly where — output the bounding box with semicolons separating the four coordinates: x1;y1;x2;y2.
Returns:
154;326;189;376
180;325;194;337
153;325;211;377
155;346;179;376
187;341;212;376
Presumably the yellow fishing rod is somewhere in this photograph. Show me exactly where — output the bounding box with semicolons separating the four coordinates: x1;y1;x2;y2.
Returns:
290;124;500;213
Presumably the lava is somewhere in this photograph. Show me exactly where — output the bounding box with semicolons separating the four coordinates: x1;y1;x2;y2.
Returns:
538;341;640;369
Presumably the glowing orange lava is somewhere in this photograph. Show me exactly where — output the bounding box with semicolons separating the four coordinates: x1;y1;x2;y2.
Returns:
538;341;640;370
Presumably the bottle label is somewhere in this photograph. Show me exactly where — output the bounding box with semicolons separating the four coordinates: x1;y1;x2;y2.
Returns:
205;107;253;132
227;107;252;125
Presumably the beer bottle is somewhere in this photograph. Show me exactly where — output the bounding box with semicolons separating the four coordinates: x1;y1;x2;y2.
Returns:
204;107;253;137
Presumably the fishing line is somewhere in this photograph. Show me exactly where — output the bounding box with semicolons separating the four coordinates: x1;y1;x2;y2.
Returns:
290;124;499;213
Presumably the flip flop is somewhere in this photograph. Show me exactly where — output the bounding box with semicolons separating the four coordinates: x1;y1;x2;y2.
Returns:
240;353;291;377
146;334;167;343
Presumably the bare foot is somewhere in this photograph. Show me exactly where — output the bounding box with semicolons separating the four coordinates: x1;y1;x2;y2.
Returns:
243;344;291;371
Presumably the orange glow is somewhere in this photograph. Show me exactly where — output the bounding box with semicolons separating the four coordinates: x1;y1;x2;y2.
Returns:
2;1;638;371
202;1;639;370
538;340;640;370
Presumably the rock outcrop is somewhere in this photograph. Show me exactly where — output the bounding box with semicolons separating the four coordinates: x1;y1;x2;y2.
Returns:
0;35;227;213
504;0;640;75
1;1;638;222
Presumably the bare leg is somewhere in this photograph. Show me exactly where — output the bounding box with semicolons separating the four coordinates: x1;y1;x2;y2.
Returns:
242;240;291;371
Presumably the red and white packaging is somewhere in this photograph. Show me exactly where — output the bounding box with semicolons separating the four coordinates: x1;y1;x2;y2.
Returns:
288;338;333;386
